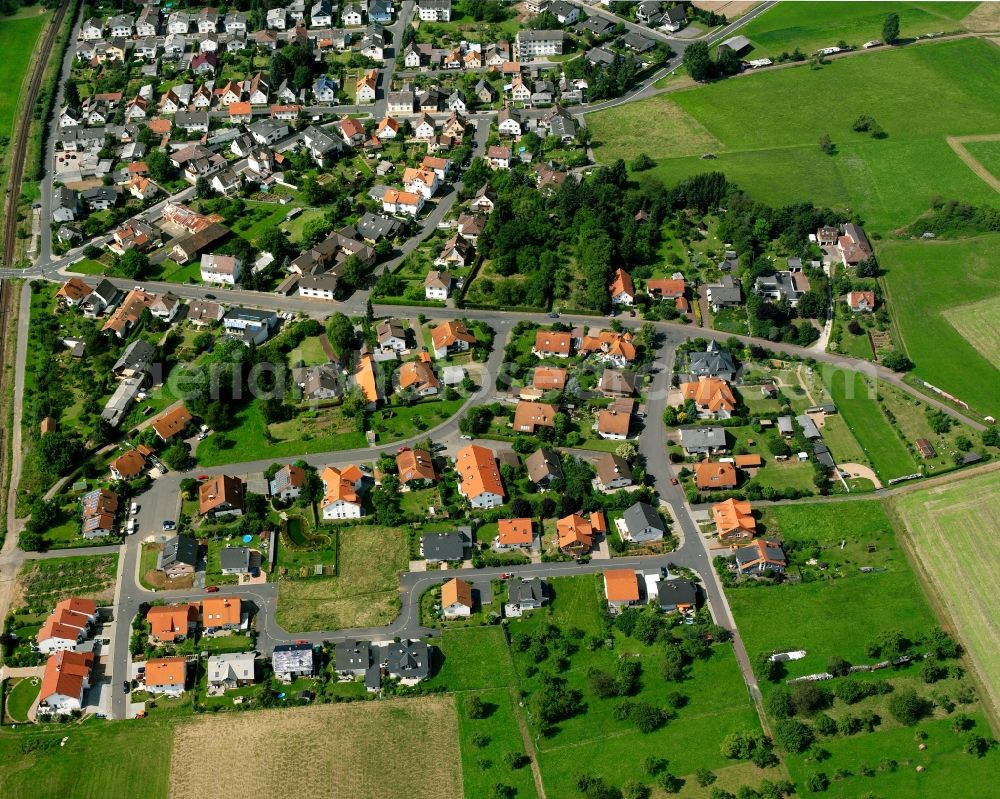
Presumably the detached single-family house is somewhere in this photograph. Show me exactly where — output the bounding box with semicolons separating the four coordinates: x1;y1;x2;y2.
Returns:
657;579;698;613
37;650;94;715
421;531;468;562
688;341;737;381
430;320;476;359
734;540;787;576
456;444;505;509
678;426;727;456
495;518;534;550
694;461;738;491
272;644;314;682
147;603;198;643
441;577;473;619
157;535;199;579
199;475;245;517
603;569;640;613
557;511;606;556
207;652;255;692
618;501;665;543
525;448;562;488
679;377;737;419
712;498;756;543
145;657;188;697
321;464;366;519
201;596;243;633
847;291;876;312
270;464;307;501
397;448;438;486
596;453;633;491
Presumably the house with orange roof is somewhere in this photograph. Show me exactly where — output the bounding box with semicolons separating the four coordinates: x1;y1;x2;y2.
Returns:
531;366;567;392
513;401;557;434
199;474;245;517
402;166;440;199
734;539;787;576
101;289;156;338
495;518;533;550
441;577;473;619
356;69;378;103
603;569;640;613
532;330;572;358
679;377;738;419
270;464;307;501
430;320;477;359
398;353;439;396
646;278;685;300
694;461;738;491
712;498;756;543
151;405;193;442
377;116;400;139
354;352;384;407
321;465;365;519
56;277;93;307
609;268;635;305
147;603;198;642
37;650;94;715
144;656;188;697
847;291;876;312
397;449;438;486
383;188;425;216
557;512;605;555
37;598;97;654
579;330;636;367
597;408;631;440
110;448;147;481
201;596;243;632
456;444;505;509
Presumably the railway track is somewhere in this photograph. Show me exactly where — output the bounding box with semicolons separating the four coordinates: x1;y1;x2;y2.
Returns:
1;0;70;268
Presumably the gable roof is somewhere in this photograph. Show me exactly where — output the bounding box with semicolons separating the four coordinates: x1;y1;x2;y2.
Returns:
603;569;640;601
456;443;505;500
525;448;562;484
40;650;94;702
694;461;738;490
321;465;362;506
712;498;755;537
534;330;571;355
609;268;635;299
596;452;632;486
151;406;192;440
396;448;438;483
201;596;241;627
514;401;557;430
199;474;245;514
147;603;197;641
431;320;477;350
145;656;187;687
111;448;147;478
680;377;737;413
441;577;473;609
622;501;664;534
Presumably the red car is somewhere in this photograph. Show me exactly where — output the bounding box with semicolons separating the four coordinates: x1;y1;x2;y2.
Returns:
398;446;410;453
205;585;220;593
500;572;513;580
295;639;310;645
671;478;679;485
197;474;210;481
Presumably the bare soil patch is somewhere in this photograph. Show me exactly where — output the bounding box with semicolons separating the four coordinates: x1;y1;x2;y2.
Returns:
692;0;759;19
962;2;1000;32
168;697;462;799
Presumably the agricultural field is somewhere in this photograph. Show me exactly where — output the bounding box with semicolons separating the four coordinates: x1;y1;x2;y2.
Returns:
588;39;1000;232
739;2;980;58
890;468;1000;721
879;234;1000;417
275;525;407;632
168;699;462;799
0;719;174;799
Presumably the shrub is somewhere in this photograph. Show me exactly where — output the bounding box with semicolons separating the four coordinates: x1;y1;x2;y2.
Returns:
888;688;930;726
774;718;814;753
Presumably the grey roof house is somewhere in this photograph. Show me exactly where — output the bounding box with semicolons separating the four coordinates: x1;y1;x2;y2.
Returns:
272;643;314;682
421;531;468;562
157;535;198;578
678;426;727;455
656;579;698;612
620;501;665;543
688;341;736;381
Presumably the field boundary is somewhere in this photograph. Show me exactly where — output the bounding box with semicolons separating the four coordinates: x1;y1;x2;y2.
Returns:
946;133;1000;193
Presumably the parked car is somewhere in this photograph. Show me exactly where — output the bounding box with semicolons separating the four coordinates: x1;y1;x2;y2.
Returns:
130;503;139;514
671;477;679;485
205;585;220;593
162;520;176;531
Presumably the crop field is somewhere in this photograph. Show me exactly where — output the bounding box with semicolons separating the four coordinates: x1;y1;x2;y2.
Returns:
16;554;118;613
890;468;1000;721
823;371;916;480
879;234;1000;417
168;698;462;799
275;525;407;632
739;2;979;58
0;719;173;799
588;39;1000;232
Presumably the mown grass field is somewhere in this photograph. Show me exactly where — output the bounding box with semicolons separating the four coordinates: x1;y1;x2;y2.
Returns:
879;234;1000;417
0;720;173;799
944;295;1000;371
823;371;917;480
728;500;938;680
739;2;979;58
425;626;516;691
963;138;1000;181
0;11;48;140
275;525;407;632
890;468;1000;722
168;699;462;799
588;39;1000;232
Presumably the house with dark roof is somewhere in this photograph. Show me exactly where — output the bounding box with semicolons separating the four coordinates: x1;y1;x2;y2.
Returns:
688;341;737;381
618;501;665;543
525;448;563;487
734;540;786;576
421;530;468;562
678;426;727;456
656;579;698;613
506;578;547;615
157;535;198;579
272;643;314;682
596;453;633;491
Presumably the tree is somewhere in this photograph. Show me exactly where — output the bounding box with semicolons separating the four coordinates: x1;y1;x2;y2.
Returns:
532;674;585;726
115;249;151;280
827;655;850;677
856;256;879;277
883;12;900;43
774;718;814;753
145;148;174;183
806;772;829;793
797;291;826;319
658;772;684;794
195;175;213;199
818;134;834;155
683;41;712;81
467;695;487;719
615;442;637;460
881;351;913;372
888;688;930;725
630;153;655;172
36;431;83;476
983;426;1000;448
791;681;831;716
161;440;193;471
695;768;717;788
764;689;793;719
326;312;355;359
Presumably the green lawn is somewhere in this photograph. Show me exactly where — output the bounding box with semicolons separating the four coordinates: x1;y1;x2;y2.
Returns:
740;2;979;58
964;138;1000;181
230;200;293;243
0;11;47;140
727;564;937;685
819;412;867;465
155;259;202;284
369;399;466;443
4;678;39;722
879;234;1000;417
287;335;328;367
197;401;367;467
509;575;768;795
588;39;1000;232
456;689;539;799
0;719;173;799
65;258;107;275
824;371;916;480
426;626;516;692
